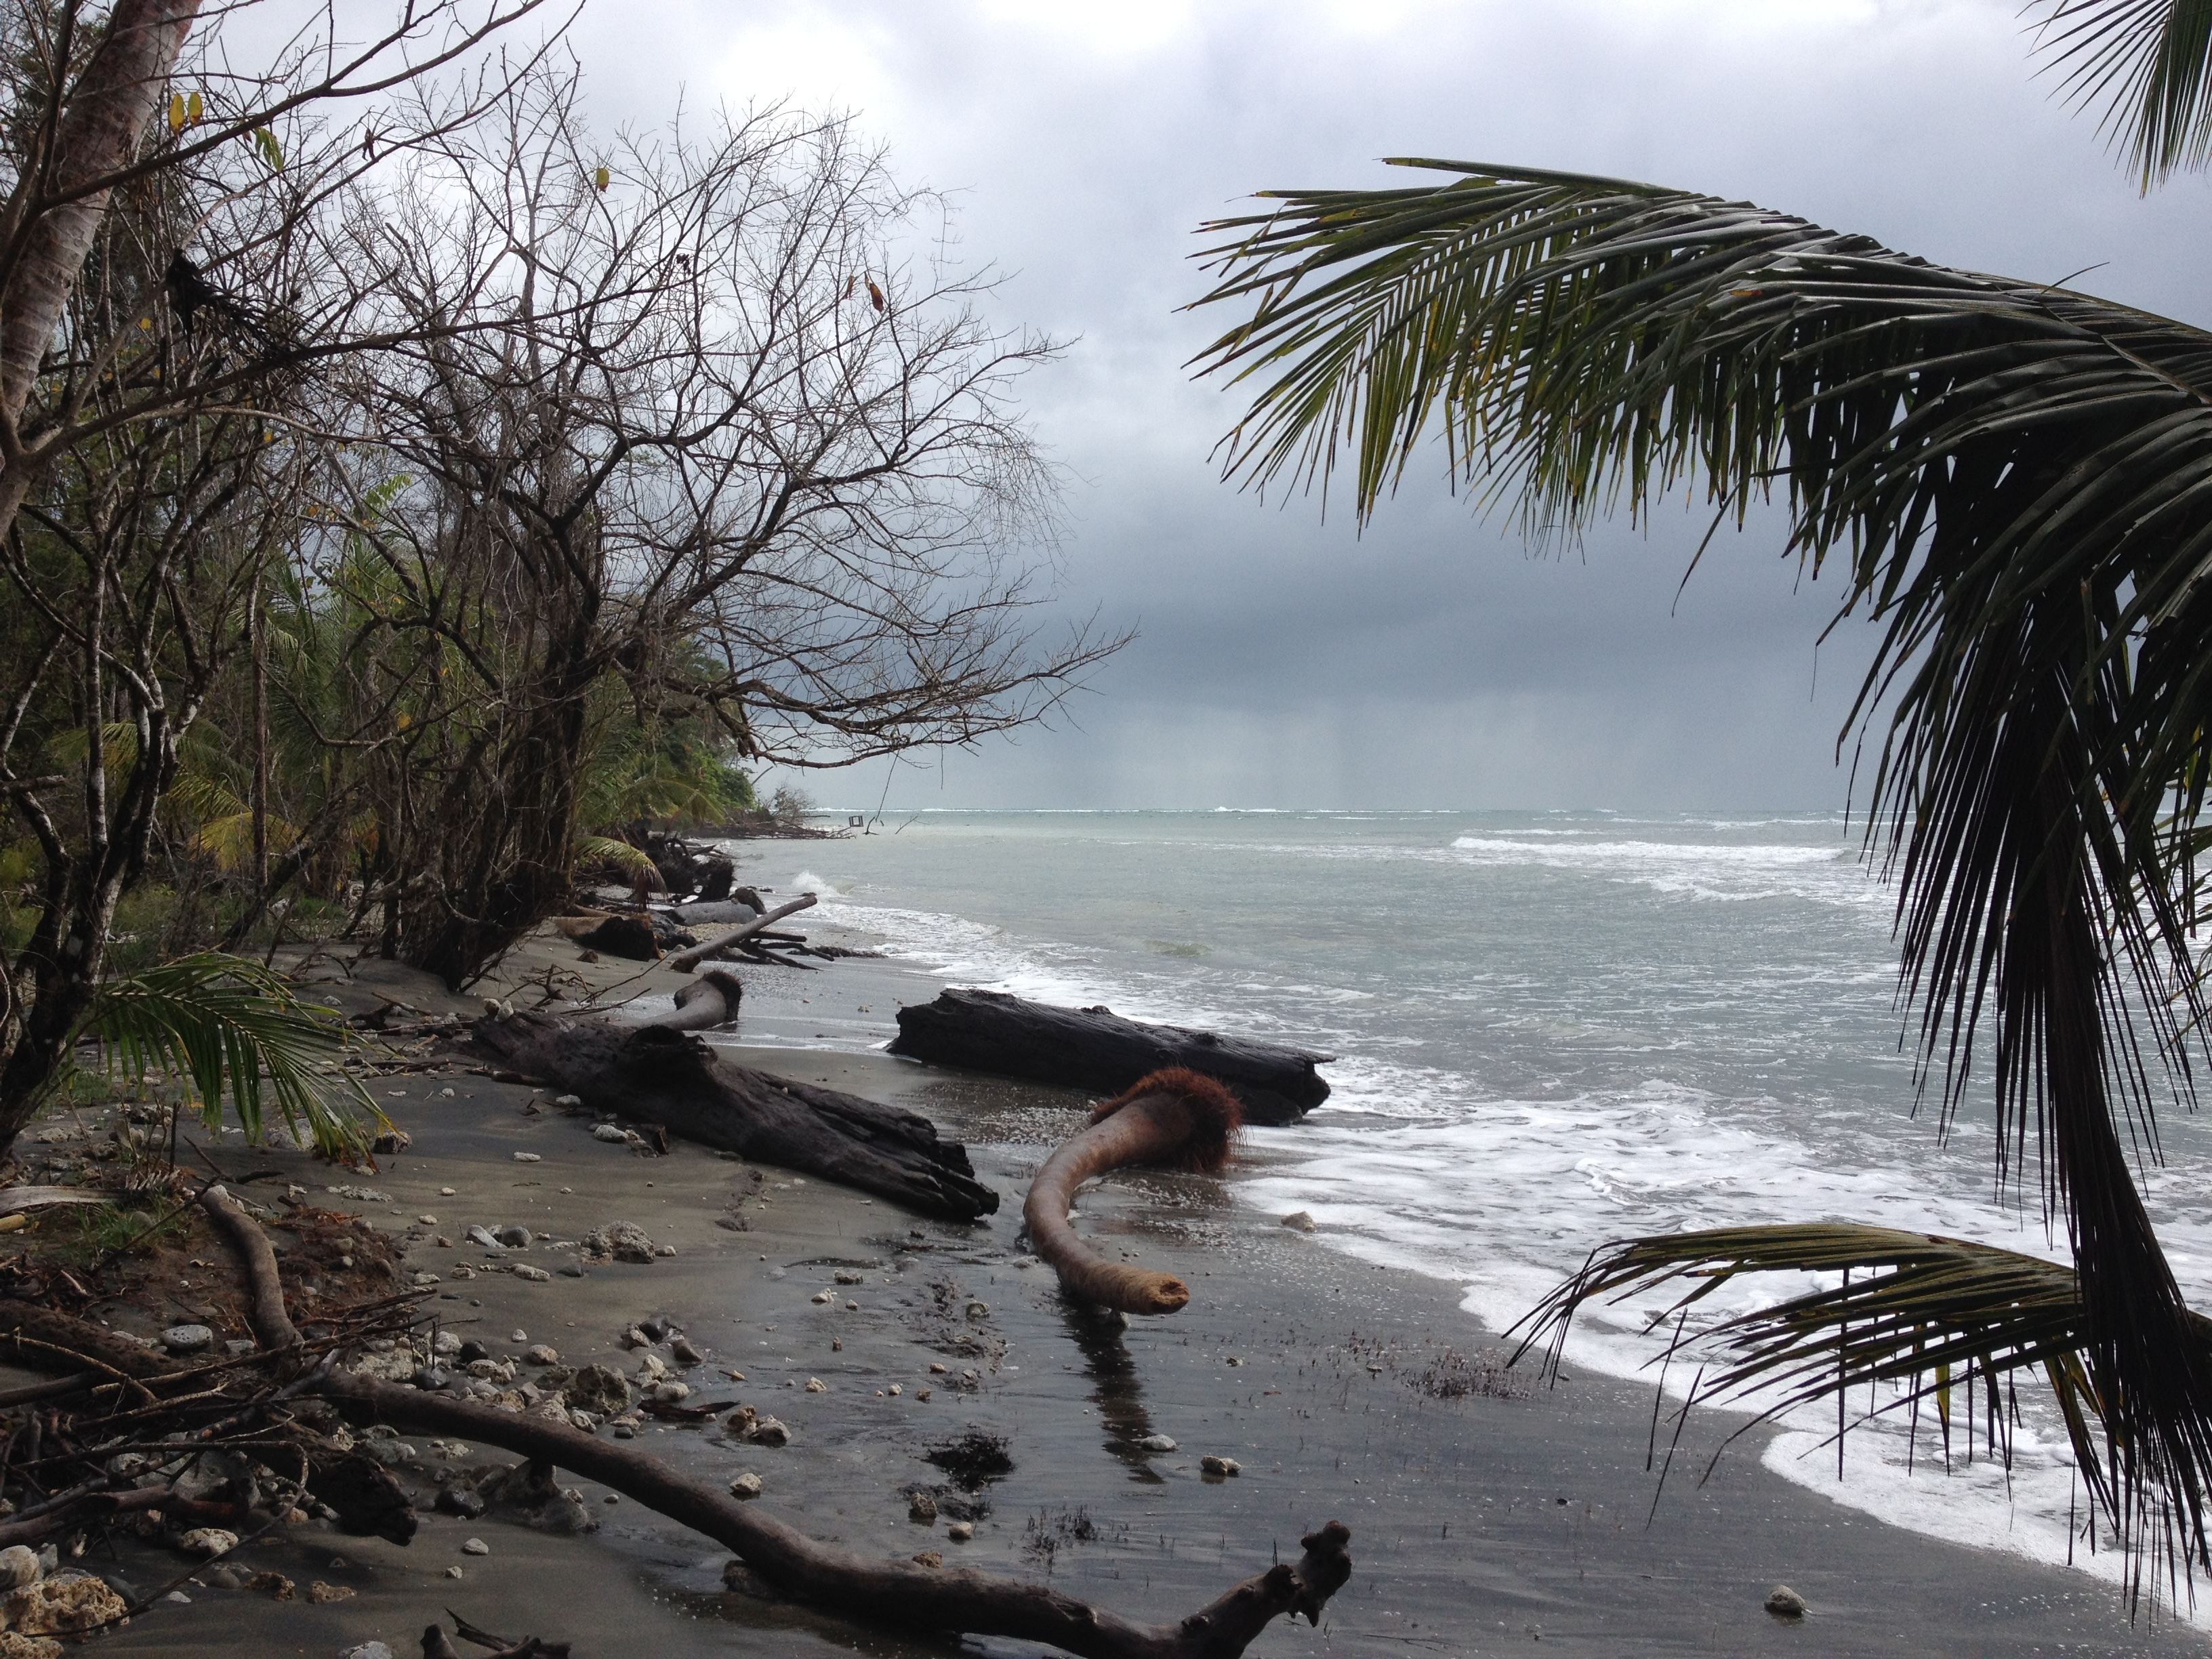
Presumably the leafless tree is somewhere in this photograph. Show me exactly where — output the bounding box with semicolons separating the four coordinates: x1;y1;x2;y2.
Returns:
318;64;1122;986
0;0;556;1155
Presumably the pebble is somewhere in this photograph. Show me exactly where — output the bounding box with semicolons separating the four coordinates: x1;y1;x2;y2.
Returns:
161;1324;213;1353
887;1384;902;1397
493;1225;532;1247
462;1538;491;1556
1281;1211;1317;1232
908;1492;937;1521
927;1362;948;1374
510;1329;528;1343
1135;1434;1177;1453
750;1416;792;1447
0;1544;40;1589
946;1521;973;1542
911;1551;942;1569
417;1215;438;1225
445;1565;464;1579
308;1581;355;1603
1765;1585;1807;1618
811;1290;832;1305
161;1589;190;1604
439;1187;457;1195
553;1094;583;1108
729;1472;763;1498
964;1301;988;1320
592;1124;629;1143
670;1336;704;1365
916;1387;933;1401
207;1565;243;1590
510;1265;551;1282
1200;1455;1242;1477
341;1645;396;1659
512;1152;541;1163
833;1270;862;1285
525;1345;560;1366
465;1225;500;1249
804;1377;826;1393
178;1528;238;1556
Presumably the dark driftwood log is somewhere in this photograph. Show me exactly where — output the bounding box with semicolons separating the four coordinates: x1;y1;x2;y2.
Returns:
199;1185;300;1352
316;1370;1350;1659
1026;1070;1242;1316
470;1012;997;1221
889;989;1333;1126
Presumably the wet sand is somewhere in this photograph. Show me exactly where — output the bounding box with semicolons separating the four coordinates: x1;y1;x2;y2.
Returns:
60;943;2212;1658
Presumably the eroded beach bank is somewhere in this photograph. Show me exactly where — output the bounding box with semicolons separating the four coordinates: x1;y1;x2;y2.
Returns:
0;920;2188;1658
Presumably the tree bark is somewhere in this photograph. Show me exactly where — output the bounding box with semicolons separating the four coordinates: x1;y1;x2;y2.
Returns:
0;0;201;433
1025;1070;1242;1316
890;989;1332;1126
469;1010;999;1221
314;1370;1349;1659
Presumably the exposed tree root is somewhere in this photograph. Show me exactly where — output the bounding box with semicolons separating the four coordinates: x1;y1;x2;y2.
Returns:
198;1185;301;1352
189;1189;1351;1658
1025;1069;1244;1315
315;1368;1347;1659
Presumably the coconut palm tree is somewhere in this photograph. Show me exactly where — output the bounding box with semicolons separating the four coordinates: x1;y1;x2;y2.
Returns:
1187;0;2212;1591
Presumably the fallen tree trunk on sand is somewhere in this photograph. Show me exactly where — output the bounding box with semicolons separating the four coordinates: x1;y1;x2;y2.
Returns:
317;1367;1349;1659
163;1176;1353;1659
1025;1069;1242;1316
470;1004;998;1221
889;989;1332;1126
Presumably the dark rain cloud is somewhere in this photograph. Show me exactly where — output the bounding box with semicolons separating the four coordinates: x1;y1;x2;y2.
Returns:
571;0;2212;809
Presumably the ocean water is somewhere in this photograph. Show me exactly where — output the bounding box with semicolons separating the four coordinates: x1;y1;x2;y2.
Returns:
731;808;2212;1605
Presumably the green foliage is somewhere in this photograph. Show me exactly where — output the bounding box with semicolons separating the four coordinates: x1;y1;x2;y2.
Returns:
83;952;380;1160
1515;1225;2160;1527
2032;1;2212;187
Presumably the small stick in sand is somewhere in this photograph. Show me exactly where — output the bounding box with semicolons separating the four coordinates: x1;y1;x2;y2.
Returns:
1024;1067;1242;1316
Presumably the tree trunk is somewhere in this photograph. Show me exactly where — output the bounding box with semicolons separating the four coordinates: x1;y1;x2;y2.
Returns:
469;1008;1000;1221
0;0;201;434
889;989;1332;1126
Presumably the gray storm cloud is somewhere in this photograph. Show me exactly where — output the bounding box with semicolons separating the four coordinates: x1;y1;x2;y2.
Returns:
566;0;2212;810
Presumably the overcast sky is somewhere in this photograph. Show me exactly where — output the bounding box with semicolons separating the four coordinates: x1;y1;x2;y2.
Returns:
564;0;2212;813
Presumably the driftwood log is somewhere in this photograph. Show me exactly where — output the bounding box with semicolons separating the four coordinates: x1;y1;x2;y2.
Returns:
318;1368;1349;1659
470;1006;997;1221
1026;1069;1242;1316
889;989;1332;1126
665;893;818;972
174;1177;1357;1659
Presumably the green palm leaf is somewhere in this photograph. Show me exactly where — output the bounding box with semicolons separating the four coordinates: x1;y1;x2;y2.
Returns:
84;953;381;1161
1187;164;2212;1570
2031;1;2212;187
1513;1223;2212;1566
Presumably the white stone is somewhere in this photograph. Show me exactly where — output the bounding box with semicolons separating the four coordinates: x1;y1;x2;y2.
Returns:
0;1544;40;1589
177;1527;238;1556
461;1538;490;1556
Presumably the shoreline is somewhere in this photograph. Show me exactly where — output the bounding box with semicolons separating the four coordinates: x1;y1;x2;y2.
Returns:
45;924;2205;1656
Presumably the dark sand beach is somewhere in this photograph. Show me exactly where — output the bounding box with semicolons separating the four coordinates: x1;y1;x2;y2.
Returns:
27;941;2206;1659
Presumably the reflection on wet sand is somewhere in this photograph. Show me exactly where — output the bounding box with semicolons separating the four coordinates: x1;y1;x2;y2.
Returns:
1062;1302;1165;1483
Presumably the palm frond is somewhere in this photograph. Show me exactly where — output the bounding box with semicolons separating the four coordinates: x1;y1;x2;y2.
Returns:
1187;163;2212;1571
1515;1223;2212;1572
83;954;382;1161
2030;0;2212;188
574;834;656;876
